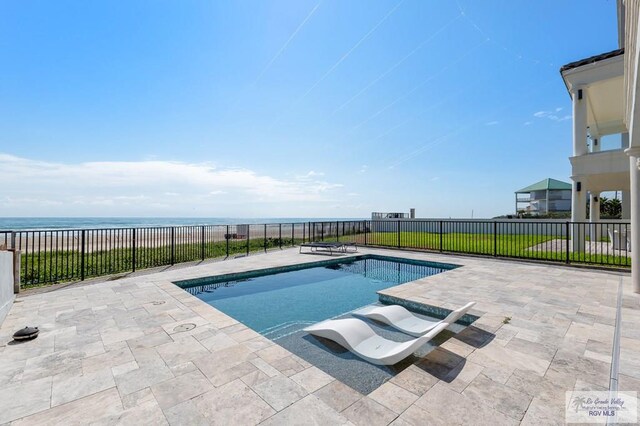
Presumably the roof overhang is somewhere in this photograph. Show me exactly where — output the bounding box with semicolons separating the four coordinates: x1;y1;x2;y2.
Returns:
561;50;626;136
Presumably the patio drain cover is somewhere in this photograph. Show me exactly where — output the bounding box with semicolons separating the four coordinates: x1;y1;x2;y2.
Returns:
173;323;196;332
13;326;39;341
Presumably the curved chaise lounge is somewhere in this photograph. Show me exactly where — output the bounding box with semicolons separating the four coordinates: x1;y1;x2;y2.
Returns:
352;302;476;337
303;318;449;365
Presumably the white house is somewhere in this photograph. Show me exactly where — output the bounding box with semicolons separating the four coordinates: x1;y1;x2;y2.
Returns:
561;0;640;293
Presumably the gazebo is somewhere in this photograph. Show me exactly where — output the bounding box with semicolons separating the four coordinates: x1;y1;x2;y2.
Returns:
515;178;572;215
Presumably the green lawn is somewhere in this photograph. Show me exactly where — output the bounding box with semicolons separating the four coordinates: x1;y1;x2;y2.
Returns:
330;231;553;256
332;232;631;267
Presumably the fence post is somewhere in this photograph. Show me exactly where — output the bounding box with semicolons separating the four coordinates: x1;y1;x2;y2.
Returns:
279;224;282;249
226;225;230;258
291;223;294;246
201;226;205;261
170;228;175;265
439;220;443;252
10;231;15;250
493;221;497;257
246;225;250;256
264;224;267;252
397;220;401;248
80;230;85;281
364;221;368;246
12;249;20;293
303;223;306;244
565;221;570;264
321;223;324;241
132;228;136;272
336;221;340;242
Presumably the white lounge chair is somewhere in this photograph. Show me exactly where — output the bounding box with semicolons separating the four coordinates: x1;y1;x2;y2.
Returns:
303;318;449;365
353;302;476;337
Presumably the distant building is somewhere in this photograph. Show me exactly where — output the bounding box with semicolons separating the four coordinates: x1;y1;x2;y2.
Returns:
371;209;416;232
515;178;572;215
371;208;415;219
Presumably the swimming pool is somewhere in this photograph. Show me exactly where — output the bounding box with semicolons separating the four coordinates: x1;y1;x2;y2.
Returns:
175;254;457;339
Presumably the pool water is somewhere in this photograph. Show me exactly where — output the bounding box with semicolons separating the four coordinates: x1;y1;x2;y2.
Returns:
177;255;456;339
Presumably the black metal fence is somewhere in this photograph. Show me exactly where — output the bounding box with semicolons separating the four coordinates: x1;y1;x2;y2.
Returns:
0;219;631;288
308;219;631;267
6;223;312;287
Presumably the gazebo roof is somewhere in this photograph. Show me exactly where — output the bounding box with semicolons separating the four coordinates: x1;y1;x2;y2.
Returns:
515;178;572;193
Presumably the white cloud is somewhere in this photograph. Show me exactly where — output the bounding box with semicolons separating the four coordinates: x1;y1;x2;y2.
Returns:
359;165;368;173
533;108;571;122
0;154;345;216
485;121;499;126
297;170;324;179
523;121;532;126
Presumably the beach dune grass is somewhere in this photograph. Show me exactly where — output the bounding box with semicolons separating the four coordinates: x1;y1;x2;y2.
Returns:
20;237;298;287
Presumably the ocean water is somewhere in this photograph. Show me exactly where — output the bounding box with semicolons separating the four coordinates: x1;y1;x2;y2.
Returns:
0;217;364;231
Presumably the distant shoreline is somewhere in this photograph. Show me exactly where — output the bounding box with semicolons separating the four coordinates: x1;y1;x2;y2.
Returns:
0;217;366;231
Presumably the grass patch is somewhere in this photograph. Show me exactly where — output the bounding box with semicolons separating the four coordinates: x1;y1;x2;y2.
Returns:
332;232;554;256
328;232;631;267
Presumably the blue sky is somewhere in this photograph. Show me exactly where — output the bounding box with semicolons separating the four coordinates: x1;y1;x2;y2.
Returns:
0;0;619;218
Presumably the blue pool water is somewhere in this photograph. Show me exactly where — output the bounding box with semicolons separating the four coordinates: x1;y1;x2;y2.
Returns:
177;255;457;339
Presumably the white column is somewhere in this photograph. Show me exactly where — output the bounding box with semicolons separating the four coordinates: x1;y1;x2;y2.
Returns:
589;192;601;242
571;179;587;252
626;148;640;294
571;85;588;254
622;190;631;219
572;86;588;157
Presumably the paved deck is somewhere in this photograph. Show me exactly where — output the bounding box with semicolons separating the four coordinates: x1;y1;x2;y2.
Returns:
0;248;638;425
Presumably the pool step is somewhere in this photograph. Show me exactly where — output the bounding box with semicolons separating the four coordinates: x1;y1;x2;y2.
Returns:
262;321;315;340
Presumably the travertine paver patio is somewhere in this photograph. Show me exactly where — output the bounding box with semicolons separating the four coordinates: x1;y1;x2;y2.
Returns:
0;247;638;425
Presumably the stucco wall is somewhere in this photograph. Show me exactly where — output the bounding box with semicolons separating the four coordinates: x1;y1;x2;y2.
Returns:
0;251;15;326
